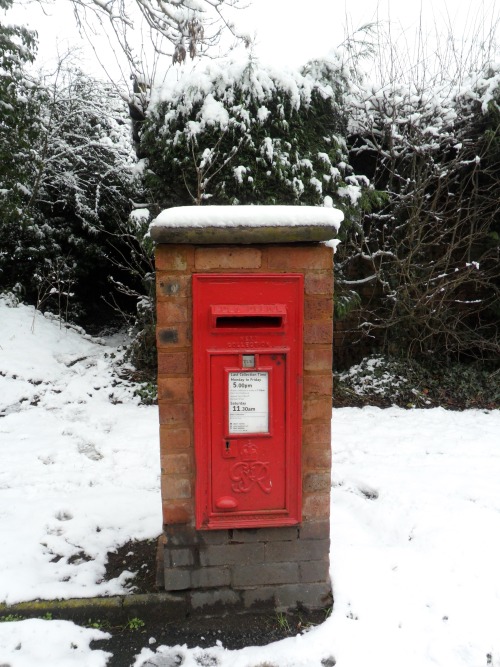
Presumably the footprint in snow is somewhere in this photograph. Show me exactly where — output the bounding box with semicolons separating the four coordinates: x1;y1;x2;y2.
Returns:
77;441;103;461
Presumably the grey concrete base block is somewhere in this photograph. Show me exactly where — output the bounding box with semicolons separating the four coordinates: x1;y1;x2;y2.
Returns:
190;588;241;611
274;582;333;612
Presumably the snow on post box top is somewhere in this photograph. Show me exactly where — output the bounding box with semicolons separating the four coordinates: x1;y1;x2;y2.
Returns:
149;205;342;245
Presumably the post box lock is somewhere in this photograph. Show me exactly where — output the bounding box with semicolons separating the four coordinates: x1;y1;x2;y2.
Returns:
222;439;237;459
193;274;303;530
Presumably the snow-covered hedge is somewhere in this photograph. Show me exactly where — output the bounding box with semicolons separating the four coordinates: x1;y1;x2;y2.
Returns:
338;63;500;361
141;56;374;222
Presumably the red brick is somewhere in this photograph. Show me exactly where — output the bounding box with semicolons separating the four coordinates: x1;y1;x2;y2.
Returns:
159;402;192;426
157;274;191;299
194;247;262;269
158;351;190;375
267;245;332;270
304;297;333;321
303;397;332;422
162;501;193;525
303;472;331;493
156;323;190;348
161;475;192;500
159;426;192;450
304;321;333;345
302;421;332;446
304;272;334;295
161;452;192;475
303;493;330;520
155;246;193;271
303;374;333;397
304;347;332;372
303;447;332;471
157;299;188;324
158;377;192;402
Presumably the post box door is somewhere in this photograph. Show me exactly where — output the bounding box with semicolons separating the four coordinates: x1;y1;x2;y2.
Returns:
210;352;287;514
193;273;303;530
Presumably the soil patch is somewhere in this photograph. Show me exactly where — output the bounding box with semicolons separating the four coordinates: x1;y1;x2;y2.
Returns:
104;538;160;594
91;608;329;666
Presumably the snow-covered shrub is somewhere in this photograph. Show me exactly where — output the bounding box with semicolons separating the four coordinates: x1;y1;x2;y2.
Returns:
340;64;500;362
337;356;413;402
104;207;156;374
335;355;500;409
141;55;375;224
0;54;144;323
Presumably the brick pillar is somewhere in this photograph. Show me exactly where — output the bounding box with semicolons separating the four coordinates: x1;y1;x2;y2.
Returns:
155;237;334;613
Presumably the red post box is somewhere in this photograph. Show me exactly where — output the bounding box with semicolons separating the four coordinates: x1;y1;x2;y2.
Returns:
193;273;303;530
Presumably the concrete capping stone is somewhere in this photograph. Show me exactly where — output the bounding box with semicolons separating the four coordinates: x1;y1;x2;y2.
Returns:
151;224;337;245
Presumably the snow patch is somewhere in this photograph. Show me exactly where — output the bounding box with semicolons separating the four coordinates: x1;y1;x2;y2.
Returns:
151;205;343;230
0;619;111;666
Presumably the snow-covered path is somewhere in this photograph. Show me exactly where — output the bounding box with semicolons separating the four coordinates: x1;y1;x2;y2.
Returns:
1;297;500;666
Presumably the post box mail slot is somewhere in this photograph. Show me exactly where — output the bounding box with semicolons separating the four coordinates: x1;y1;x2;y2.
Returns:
193;274;303;529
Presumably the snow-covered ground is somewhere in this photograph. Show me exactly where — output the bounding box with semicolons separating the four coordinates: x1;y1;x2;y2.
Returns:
1;296;500;666
0;296;161;605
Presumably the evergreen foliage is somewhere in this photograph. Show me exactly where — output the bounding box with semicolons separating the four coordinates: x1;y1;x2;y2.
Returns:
334;355;500;410
0;22;143;323
141;56;374;224
29;68;143;321
0;0;41;289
